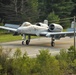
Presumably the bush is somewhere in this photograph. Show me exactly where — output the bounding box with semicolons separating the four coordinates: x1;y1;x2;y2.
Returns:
0;46;76;75
36;49;61;75
0;23;4;26
47;11;60;24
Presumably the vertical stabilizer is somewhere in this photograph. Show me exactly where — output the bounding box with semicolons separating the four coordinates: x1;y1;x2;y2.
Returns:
67;21;76;31
44;20;48;25
71;21;76;28
71;21;75;28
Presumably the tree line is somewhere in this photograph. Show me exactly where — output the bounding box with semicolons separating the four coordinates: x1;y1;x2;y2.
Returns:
0;0;76;27
0;46;76;75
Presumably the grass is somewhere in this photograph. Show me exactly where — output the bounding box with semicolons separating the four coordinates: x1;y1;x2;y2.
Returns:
0;33;38;43
0;34;22;43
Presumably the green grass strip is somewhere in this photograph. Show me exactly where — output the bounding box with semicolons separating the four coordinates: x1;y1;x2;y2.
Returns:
0;34;22;43
0;34;38;43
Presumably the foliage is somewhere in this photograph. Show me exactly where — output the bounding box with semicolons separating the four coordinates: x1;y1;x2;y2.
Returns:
0;23;3;26
0;34;22;43
0;46;76;75
0;33;38;43
14;48;22;58
68;46;76;61
0;65;2;70
36;49;61;75
28;0;39;22
55;49;73;75
0;0;75;27
55;46;76;75
47;11;60;24
71;59;76;74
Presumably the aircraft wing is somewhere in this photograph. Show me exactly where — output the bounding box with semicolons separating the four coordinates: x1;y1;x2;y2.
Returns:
40;31;76;37
0;26;17;32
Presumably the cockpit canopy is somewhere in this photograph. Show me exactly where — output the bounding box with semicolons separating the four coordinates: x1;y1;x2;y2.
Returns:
36;23;41;26
21;22;32;27
36;23;48;27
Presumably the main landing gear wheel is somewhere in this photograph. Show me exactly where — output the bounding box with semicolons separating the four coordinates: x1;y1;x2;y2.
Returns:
22;41;25;45
51;42;55;47
22;40;30;45
51;37;55;47
26;40;30;45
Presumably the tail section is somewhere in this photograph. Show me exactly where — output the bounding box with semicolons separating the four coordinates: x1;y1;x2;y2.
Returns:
71;21;76;28
43;20;48;25
67;21;76;31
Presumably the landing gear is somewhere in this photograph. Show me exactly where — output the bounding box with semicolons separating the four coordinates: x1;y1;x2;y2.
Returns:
26;40;30;45
22;41;25;45
51;41;55;47
22;34;31;45
51;37;55;47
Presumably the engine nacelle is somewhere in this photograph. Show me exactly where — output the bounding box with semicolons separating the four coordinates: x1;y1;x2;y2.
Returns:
48;23;63;32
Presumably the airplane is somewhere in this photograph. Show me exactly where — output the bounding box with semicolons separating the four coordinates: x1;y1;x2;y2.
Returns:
0;20;76;47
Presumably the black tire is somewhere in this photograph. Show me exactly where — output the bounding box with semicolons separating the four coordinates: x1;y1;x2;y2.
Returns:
22;41;24;45
26;40;29;45
51;42;55;47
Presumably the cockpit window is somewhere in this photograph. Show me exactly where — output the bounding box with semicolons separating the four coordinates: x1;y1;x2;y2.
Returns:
36;23;41;26
21;22;31;27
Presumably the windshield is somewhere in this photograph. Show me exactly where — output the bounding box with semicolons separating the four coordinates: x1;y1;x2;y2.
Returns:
21;22;31;27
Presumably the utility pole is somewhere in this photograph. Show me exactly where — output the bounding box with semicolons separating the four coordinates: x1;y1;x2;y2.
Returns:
74;16;76;53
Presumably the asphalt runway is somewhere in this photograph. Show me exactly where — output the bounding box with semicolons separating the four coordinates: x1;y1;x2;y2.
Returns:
0;37;75;57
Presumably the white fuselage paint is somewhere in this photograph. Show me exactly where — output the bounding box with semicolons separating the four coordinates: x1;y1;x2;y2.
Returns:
17;22;63;35
17;25;48;35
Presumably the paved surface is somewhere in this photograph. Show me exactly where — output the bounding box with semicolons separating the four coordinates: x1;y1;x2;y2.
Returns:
0;37;75;57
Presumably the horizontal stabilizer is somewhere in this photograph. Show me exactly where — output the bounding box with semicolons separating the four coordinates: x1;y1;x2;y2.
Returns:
4;24;20;29
67;28;76;32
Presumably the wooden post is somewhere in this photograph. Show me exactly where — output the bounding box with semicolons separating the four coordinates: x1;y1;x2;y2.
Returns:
74;16;76;54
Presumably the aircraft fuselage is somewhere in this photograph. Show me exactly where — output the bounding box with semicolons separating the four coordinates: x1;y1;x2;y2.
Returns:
17;25;48;35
